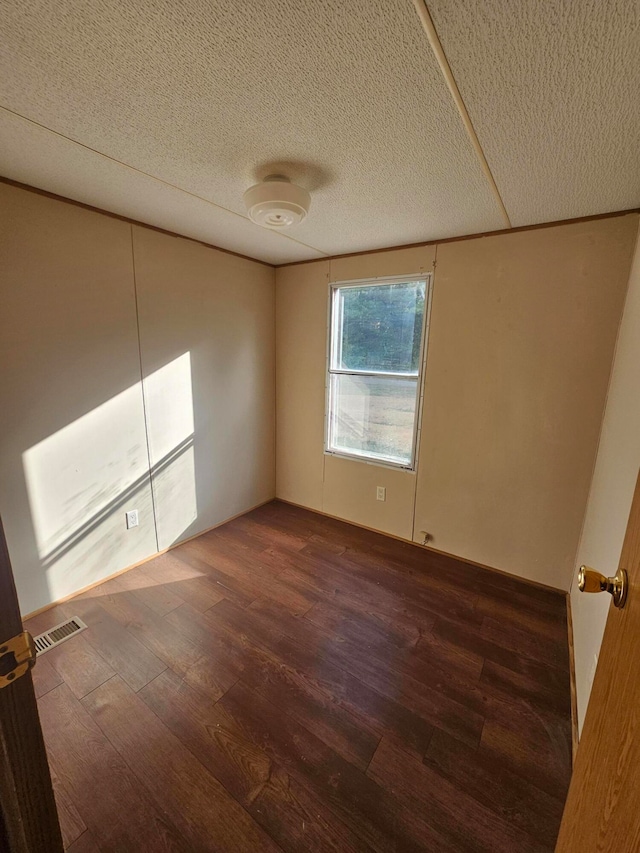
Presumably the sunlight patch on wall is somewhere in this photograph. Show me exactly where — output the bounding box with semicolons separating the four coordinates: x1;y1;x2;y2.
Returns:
22;352;198;599
143;351;198;550
22;382;154;599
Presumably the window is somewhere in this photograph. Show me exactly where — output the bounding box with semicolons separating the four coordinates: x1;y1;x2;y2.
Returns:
326;275;430;469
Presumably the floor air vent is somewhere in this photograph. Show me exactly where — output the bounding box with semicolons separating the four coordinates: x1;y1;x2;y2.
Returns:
33;617;88;655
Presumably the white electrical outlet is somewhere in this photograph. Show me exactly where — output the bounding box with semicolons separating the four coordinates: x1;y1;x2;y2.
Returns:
376;486;386;502
125;510;139;529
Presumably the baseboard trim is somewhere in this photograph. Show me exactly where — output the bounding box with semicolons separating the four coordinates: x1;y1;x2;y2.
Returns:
566;592;579;764
22;497;274;622
274;497;566;595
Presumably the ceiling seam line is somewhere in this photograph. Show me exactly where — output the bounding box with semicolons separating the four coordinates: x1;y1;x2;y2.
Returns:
0;104;328;257
411;0;512;229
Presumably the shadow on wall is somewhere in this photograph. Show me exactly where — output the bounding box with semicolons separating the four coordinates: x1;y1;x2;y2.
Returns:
21;352;198;606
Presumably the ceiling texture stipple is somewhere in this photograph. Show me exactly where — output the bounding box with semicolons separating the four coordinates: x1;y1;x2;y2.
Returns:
0;0;504;262
0;109;322;265
0;0;638;263
427;0;640;227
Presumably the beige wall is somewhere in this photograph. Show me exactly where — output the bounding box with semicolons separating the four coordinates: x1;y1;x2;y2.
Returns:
0;183;156;614
415;218;636;588
133;226;275;551
276;216;638;589
275;245;435;540
570;229;640;734
275;260;329;513
0;184;275;615
2;177;636;621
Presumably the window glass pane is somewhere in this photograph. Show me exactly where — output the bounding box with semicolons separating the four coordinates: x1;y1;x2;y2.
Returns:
334;281;426;373
329;374;418;465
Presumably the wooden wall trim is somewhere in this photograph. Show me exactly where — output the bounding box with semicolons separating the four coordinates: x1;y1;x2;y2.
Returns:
23;492;567;625
3;175;639;273
276;208;640;268
21;498;273;622
0;176;273;269
566;592;580;764
276;498;566;595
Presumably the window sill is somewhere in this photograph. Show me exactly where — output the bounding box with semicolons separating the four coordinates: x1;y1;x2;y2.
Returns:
323;449;417;473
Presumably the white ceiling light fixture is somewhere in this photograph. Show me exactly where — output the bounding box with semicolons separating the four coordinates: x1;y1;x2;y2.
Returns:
243;175;311;228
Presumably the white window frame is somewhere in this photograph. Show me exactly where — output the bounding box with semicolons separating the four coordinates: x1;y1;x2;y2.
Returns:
324;273;433;471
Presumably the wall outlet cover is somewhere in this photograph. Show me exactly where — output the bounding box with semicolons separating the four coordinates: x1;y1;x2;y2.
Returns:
376;486;386;501
126;509;139;529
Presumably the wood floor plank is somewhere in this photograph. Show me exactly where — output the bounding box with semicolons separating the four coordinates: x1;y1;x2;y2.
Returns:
180;600;381;770
31;654;63;699
23;603;70;636
262;502;480;593
38;683;188;851
249;662;380;772
165;602;249;679
470;567;565;610
95;588;201;670
474;588;568;642
59;597;167;692
206;597;434;762
173;543;265;608
304;541;479;613
412;622;486;681
427;615;562;679
191;533;319;615
94;589;237;701
423;728;564;848
433;669;571;743
113;564;186;615
368;737;550;853
480;712;572;801
140;552;227;612
49;764;86;849
245;597;485;747
290;569;415;645
66;831;101;853
45;633;115;700
305;591;429;649
480;657;571;716
139;668;272;805
32;500;571;852
249;510;347;558
487;684;567;732
227;513;310;555
251;765;374;853
281;544;481;626
302;598;426;650
139;669;371;852
218;680;452;852
82;675;281;852
481;615;570;669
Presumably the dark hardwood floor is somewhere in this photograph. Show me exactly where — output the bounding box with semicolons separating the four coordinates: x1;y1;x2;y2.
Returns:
25;500;572;852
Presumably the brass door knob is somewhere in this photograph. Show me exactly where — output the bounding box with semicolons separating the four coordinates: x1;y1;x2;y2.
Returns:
578;565;628;609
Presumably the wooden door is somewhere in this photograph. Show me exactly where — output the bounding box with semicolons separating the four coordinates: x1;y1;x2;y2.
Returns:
557;470;640;851
0;516;63;852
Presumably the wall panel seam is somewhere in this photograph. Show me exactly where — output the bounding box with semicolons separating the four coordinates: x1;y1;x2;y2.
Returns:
129;225;160;554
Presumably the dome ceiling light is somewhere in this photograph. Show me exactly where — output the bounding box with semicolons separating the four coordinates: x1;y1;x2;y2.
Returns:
243;175;311;229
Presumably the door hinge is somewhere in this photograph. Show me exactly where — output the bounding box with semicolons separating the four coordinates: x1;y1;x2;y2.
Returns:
0;632;37;689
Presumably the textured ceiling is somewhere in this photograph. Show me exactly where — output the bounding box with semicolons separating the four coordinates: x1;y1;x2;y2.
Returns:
428;0;640;226
0;0;504;262
0;1;639;263
0;110;322;265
